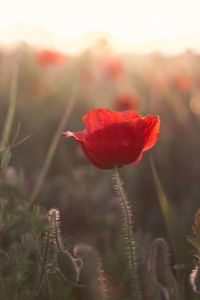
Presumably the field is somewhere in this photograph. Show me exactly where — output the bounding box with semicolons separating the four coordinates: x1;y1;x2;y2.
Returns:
1;43;200;299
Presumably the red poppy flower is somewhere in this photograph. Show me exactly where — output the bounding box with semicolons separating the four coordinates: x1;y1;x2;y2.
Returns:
113;93;140;111
62;109;160;169
35;49;69;66
174;72;191;92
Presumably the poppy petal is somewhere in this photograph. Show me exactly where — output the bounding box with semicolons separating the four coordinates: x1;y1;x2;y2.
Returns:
126;152;143;166
62;130;109;169
82;109;139;134
84;118;145;168
142;116;160;151
62;109;160;169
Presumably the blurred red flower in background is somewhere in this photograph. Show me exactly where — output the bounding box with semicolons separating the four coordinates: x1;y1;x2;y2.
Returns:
103;56;125;80
81;69;94;84
35;49;69;66
174;72;191;92
62;109;160;169
113;93;140;111
196;78;200;91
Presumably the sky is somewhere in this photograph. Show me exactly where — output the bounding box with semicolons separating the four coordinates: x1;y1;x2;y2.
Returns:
0;0;200;52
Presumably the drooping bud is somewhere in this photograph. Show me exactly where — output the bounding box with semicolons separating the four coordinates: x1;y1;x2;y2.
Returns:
57;250;83;283
73;244;108;300
147;238;179;299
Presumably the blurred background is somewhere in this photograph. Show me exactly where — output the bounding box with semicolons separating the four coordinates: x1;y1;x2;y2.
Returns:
1;0;200;298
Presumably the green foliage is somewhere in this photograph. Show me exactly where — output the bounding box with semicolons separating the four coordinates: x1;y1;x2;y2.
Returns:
0;203;78;299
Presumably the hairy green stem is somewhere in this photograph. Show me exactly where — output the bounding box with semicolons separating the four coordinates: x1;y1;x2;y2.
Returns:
29;95;76;207
113;166;141;299
52;212;62;252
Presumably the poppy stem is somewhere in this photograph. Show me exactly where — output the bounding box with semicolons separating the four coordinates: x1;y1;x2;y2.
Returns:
113;166;141;299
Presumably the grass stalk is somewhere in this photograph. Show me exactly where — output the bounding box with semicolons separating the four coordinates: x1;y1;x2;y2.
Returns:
0;66;19;149
29;95;76;207
150;158;176;259
35;212;54;297
113;166;141;299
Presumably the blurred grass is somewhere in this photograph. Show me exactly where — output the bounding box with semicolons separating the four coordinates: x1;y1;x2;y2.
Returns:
0;68;18;149
29;93;76;207
1;44;200;299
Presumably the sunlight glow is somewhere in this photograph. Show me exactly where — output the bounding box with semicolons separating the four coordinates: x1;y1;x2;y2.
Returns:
0;0;200;52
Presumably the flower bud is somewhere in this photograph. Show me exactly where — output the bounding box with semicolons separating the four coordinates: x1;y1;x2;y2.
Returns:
57;250;83;283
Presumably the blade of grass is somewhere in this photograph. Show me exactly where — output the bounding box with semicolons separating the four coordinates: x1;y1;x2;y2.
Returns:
33;212;54;298
29;94;76;207
0;64;19;149
150;157;176;259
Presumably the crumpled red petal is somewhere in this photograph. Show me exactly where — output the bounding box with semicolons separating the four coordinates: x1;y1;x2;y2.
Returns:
82;108;139;134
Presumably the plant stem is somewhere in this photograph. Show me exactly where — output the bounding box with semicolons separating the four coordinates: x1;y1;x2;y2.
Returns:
113;166;141;299
52;211;62;252
150;158;176;259
35;214;53;297
0;65;19;149
29;95;76;207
